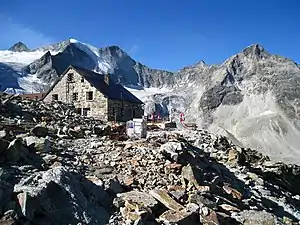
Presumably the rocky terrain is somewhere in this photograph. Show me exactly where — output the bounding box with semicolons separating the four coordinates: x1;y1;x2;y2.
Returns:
1;39;300;165
0;93;299;224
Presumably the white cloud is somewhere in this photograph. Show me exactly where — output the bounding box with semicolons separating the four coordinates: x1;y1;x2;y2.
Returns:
128;43;140;56
0;14;55;50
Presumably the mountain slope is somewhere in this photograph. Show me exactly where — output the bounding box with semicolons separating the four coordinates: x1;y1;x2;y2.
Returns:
0;39;175;93
174;44;300;165
1;40;300;164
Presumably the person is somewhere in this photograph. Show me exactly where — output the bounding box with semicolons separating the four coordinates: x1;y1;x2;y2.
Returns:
150;112;154;121
180;112;185;123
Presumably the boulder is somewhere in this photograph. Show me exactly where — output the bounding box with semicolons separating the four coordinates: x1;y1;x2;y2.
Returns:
149;189;185;211
0;214;17;225
238;210;276;225
117;191;159;222
158;209;198;225
14;166;111;225
227;149;245;167
68;126;85;138
94;125;111;136
0;130;7;139
0;138;9;159
200;208;220;225
107;179;124;195
117;191;158;209
181;164;205;191
31;126;48;138
25;136;52;153
0;182;13;216
159;142;183;161
188;194;217;210
6;139;30;164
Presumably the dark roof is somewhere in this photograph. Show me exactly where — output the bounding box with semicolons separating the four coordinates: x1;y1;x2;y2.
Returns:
19;93;46;100
43;65;143;104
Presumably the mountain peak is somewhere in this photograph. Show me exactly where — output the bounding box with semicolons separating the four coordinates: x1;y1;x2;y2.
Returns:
241;43;268;59
106;45;123;51
9;42;30;52
69;38;78;43
100;45;129;58
195;60;206;66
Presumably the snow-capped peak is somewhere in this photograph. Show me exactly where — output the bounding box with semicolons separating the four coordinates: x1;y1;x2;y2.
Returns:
67;39;113;73
69;38;79;43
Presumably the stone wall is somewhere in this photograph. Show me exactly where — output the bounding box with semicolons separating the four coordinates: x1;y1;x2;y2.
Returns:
107;99;144;122
43;68;108;120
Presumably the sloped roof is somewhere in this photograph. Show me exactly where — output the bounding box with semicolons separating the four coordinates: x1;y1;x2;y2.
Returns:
43;65;143;104
19;93;46;100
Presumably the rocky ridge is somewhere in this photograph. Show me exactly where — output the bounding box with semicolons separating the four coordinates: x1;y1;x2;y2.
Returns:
0;39;175;94
157;44;300;165
8;42;30;52
0;93;299;224
1;40;300;166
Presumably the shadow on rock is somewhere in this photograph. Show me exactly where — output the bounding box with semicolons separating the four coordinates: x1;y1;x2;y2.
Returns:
13;166;113;225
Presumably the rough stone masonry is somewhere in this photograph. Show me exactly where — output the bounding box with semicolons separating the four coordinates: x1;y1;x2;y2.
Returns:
43;66;144;122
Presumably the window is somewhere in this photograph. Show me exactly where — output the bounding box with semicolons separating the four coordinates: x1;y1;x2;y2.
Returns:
52;94;58;101
81;77;84;83
75;108;81;114
82;108;90;116
67;73;74;82
73;92;78;101
86;91;93;100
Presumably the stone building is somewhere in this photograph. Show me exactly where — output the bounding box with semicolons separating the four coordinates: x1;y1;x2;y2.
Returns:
19;93;46;101
42;65;144;121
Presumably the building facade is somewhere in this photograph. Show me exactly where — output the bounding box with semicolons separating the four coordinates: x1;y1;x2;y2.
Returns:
19;93;46;101
43;66;144;121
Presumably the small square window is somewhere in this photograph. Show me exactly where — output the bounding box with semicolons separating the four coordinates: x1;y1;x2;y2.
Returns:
52;94;58;101
81;77;84;83
67;73;74;82
73;92;78;101
86;91;93;100
83;108;90;116
75;108;81;114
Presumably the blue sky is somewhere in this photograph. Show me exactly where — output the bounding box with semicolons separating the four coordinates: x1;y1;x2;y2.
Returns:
0;0;299;71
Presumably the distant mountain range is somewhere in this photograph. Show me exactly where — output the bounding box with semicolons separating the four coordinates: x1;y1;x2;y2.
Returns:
0;38;174;93
1;39;300;165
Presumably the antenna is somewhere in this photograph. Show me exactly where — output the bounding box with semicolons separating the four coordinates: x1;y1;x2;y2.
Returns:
169;91;171;122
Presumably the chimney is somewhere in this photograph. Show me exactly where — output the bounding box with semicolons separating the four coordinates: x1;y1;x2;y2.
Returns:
104;74;109;85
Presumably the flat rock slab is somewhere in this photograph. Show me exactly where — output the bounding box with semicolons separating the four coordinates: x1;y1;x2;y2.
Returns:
200;208;220;225
118;191;158;209
150;189;185;212
238;210;276;225
158;209;198;225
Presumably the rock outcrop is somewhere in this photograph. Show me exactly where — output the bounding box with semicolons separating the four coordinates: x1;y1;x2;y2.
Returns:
22;40;175;90
174;44;300;165
8;42;30;52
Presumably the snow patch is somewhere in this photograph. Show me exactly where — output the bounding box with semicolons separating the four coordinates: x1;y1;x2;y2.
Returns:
125;86;170;101
70;40;113;73
69;38;78;43
0;50;47;65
